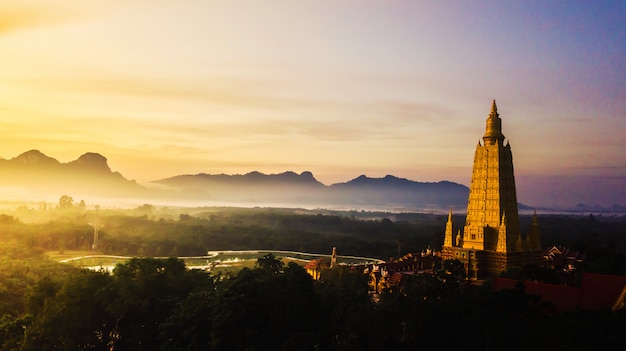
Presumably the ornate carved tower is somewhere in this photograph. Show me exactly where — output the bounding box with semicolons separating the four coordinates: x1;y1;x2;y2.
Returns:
442;100;542;279
463;100;519;252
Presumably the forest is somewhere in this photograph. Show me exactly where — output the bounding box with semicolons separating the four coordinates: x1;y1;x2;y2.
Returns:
6;201;626;264
0;201;625;350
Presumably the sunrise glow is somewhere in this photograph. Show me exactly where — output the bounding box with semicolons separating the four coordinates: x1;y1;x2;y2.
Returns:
0;1;624;208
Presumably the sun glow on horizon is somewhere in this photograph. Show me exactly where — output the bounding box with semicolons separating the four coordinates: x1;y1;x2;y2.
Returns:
0;1;624;207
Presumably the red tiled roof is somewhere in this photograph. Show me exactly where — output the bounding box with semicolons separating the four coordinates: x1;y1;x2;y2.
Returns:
304;258;328;270
493;277;580;312
580;273;626;311
493;272;626;313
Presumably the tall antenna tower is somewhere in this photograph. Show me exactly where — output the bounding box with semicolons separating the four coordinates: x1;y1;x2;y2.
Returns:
92;205;100;251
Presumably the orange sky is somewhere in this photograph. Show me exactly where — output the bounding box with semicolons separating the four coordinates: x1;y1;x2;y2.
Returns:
0;1;624;207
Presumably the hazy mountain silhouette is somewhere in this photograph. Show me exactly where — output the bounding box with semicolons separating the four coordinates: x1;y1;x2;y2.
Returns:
0;150;146;200
327;175;469;210
159;170;324;188
10;150;60;167
154;172;470;211
0;150;566;212
155;171;328;205
1;151;473;210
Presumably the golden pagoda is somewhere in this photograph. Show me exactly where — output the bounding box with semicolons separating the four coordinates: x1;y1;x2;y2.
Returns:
442;100;542;279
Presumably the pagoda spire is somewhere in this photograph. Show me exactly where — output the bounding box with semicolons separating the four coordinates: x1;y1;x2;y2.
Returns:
490;99;498;115
483;99;505;145
444;209;454;247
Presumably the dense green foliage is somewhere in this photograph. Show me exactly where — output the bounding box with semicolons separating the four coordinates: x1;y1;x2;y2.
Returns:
0;205;624;350
0;240;74;351
0;257;623;350
3;206;450;260
7;205;625;266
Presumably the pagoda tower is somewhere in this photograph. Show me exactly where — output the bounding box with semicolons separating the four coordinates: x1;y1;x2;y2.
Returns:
442;100;542;279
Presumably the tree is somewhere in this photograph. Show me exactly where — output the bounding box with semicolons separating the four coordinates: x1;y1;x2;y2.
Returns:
435;259;466;288
135;204;154;216
0;314;32;351
57;195;73;210
21;269;115;351
21;258;215;351
316;266;375;350
256;253;284;273
206;264;322;351
109;258;212;350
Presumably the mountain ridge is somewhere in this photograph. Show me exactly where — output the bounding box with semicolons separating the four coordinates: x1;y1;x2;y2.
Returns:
0;150;471;210
2;150;601;212
0;150;146;200
155;171;470;210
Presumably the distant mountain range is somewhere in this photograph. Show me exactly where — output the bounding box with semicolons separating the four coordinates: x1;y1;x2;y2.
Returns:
0;150;471;211
154;172;470;211
3;150;621;213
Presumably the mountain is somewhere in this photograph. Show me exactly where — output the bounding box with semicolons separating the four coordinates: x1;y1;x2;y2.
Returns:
327;175;469;210
0;150;471;211
10;150;60;167
160;170;324;188
1;150;619;212
0;150;146;200
155;171;328;205
154;172;470;211
67;152;113;173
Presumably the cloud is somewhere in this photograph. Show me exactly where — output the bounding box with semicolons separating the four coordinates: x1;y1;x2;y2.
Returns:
3;63;464;169
8;71;455;126
9;73;307;111
0;5;78;35
0;1;143;36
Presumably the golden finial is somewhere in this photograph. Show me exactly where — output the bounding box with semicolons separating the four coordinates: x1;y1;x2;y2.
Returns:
483;99;505;144
491;99;498;115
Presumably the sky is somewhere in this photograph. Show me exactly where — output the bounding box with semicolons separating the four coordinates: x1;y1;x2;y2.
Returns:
0;0;624;208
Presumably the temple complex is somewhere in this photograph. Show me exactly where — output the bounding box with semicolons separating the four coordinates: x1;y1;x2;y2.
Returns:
442;100;542;279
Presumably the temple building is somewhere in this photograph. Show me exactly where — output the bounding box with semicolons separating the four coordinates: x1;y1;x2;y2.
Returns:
442;100;542;279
